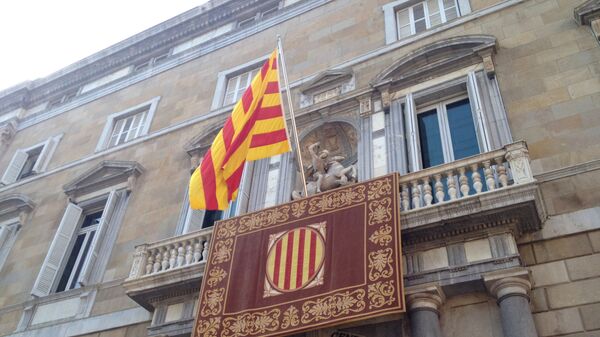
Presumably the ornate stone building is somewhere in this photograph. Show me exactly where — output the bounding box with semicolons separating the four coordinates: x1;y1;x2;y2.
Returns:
0;0;599;336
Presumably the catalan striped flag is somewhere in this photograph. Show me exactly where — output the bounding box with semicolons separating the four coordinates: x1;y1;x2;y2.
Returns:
189;49;291;210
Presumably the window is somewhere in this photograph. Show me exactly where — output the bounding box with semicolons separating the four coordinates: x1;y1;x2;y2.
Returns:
108;109;148;147
417;96;479;168
0;220;20;272
382;0;471;44
396;0;460;39
223;68;260;106
55;210;103;293
31;190;127;297
96;97;160;151
1;135;61;185
371;111;388;177
264;155;282;208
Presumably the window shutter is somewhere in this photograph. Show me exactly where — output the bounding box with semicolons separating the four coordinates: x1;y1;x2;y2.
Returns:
31;203;82;297
78;190;121;286
404;93;421;171
0;226;9;250
186;208;206;233
467;71;491;152
390;99;408;175
1;151;28;185
32;138;55;173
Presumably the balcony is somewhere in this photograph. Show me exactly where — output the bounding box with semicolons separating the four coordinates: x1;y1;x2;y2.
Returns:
123;141;545;317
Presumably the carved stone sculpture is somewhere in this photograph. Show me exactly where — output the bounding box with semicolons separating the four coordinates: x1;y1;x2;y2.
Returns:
292;142;357;199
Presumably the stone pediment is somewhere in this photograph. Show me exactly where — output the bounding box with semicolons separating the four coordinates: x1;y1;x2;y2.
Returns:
63;160;144;197
0;194;35;221
371;35;497;88
184;121;225;157
575;0;600;25
300;69;354;93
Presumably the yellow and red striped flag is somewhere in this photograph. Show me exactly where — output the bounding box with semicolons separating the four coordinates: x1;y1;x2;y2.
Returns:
189;49;291;210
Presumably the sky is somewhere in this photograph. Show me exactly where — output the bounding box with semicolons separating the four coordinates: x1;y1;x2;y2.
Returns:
0;1;209;91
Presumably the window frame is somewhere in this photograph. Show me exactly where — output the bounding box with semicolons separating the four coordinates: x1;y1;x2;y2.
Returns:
415;93;475;167
96;96;160;152
383;0;471;44
1;134;62;185
211;54;270;111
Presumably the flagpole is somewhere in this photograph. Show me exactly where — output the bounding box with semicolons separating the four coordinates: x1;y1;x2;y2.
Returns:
277;35;309;198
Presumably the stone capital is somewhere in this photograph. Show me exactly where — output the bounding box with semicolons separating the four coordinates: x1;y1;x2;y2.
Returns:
405;284;445;313
484;268;532;303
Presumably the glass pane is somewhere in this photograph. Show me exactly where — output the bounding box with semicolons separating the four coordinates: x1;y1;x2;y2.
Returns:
81;210;104;228
418;109;444;168
413;4;425;20
397;8;410;27
445;6;458;20
398;24;412;38
70;231;95;289
447;98;479;160
202;210;223;228
427;0;440;14
414;18;427;33
56;234;85;292
429;13;442;26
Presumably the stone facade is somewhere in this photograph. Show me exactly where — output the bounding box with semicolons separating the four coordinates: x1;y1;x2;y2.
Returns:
0;0;599;336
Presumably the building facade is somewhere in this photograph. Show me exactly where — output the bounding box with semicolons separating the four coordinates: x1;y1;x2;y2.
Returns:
0;0;599;336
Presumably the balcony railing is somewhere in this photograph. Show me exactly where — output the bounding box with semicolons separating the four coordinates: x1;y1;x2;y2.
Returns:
124;141;541;306
126;227;212;281
399;141;534;211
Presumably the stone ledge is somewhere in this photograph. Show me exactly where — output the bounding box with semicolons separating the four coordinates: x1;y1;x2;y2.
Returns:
122;263;205;311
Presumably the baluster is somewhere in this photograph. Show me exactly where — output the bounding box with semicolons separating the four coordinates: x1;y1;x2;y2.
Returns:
161;248;170;271
153;250;161;273
177;244;185;267
202;236;211;261
401;184;410;211
446;170;457;200
146;252;154;275
434;174;445;203
411;181;421;209
193;240;202;262
169;245;177;269
458;167;469;197
422;177;433;206
483;160;495;191
495;157;508;187
185;240;193;265
471;163;483;194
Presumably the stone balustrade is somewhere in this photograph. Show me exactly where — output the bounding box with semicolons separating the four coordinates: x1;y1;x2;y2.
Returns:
126;227;212;281
398;141;533;211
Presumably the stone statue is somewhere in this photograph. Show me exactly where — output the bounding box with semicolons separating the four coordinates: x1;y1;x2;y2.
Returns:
292;142;357;199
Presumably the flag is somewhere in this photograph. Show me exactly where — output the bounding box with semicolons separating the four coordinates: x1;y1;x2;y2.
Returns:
189;49;291;210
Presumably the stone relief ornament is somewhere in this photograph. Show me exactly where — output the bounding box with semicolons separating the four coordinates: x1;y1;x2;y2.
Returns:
293;142;357;199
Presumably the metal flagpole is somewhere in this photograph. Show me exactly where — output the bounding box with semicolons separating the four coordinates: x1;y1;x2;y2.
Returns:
277;35;309;198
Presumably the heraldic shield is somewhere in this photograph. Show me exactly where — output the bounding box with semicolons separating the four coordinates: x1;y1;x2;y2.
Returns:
193;174;405;337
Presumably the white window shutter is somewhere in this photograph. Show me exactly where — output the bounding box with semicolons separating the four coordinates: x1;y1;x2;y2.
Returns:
0;226;10;250
31;203;82;297
467;71;491;152
186;208;206;234
1;151;28;185
78;190;120;286
32;140;52;173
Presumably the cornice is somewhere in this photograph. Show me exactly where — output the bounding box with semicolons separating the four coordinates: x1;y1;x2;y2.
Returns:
0;0;279;111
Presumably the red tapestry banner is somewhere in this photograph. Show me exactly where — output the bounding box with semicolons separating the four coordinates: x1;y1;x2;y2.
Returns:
193;173;405;337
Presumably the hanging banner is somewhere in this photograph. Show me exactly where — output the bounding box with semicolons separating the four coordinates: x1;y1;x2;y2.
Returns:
193;173;405;337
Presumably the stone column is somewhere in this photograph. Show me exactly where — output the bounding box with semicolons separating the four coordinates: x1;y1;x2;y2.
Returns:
485;270;538;337
406;285;445;337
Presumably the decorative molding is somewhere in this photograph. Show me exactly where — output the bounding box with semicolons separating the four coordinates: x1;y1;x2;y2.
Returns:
483;268;531;302
574;0;600;25
405;284;445;313
535;158;600;183
0;194;35;221
371;35;497;89
62;160;144;198
10;0;519;132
